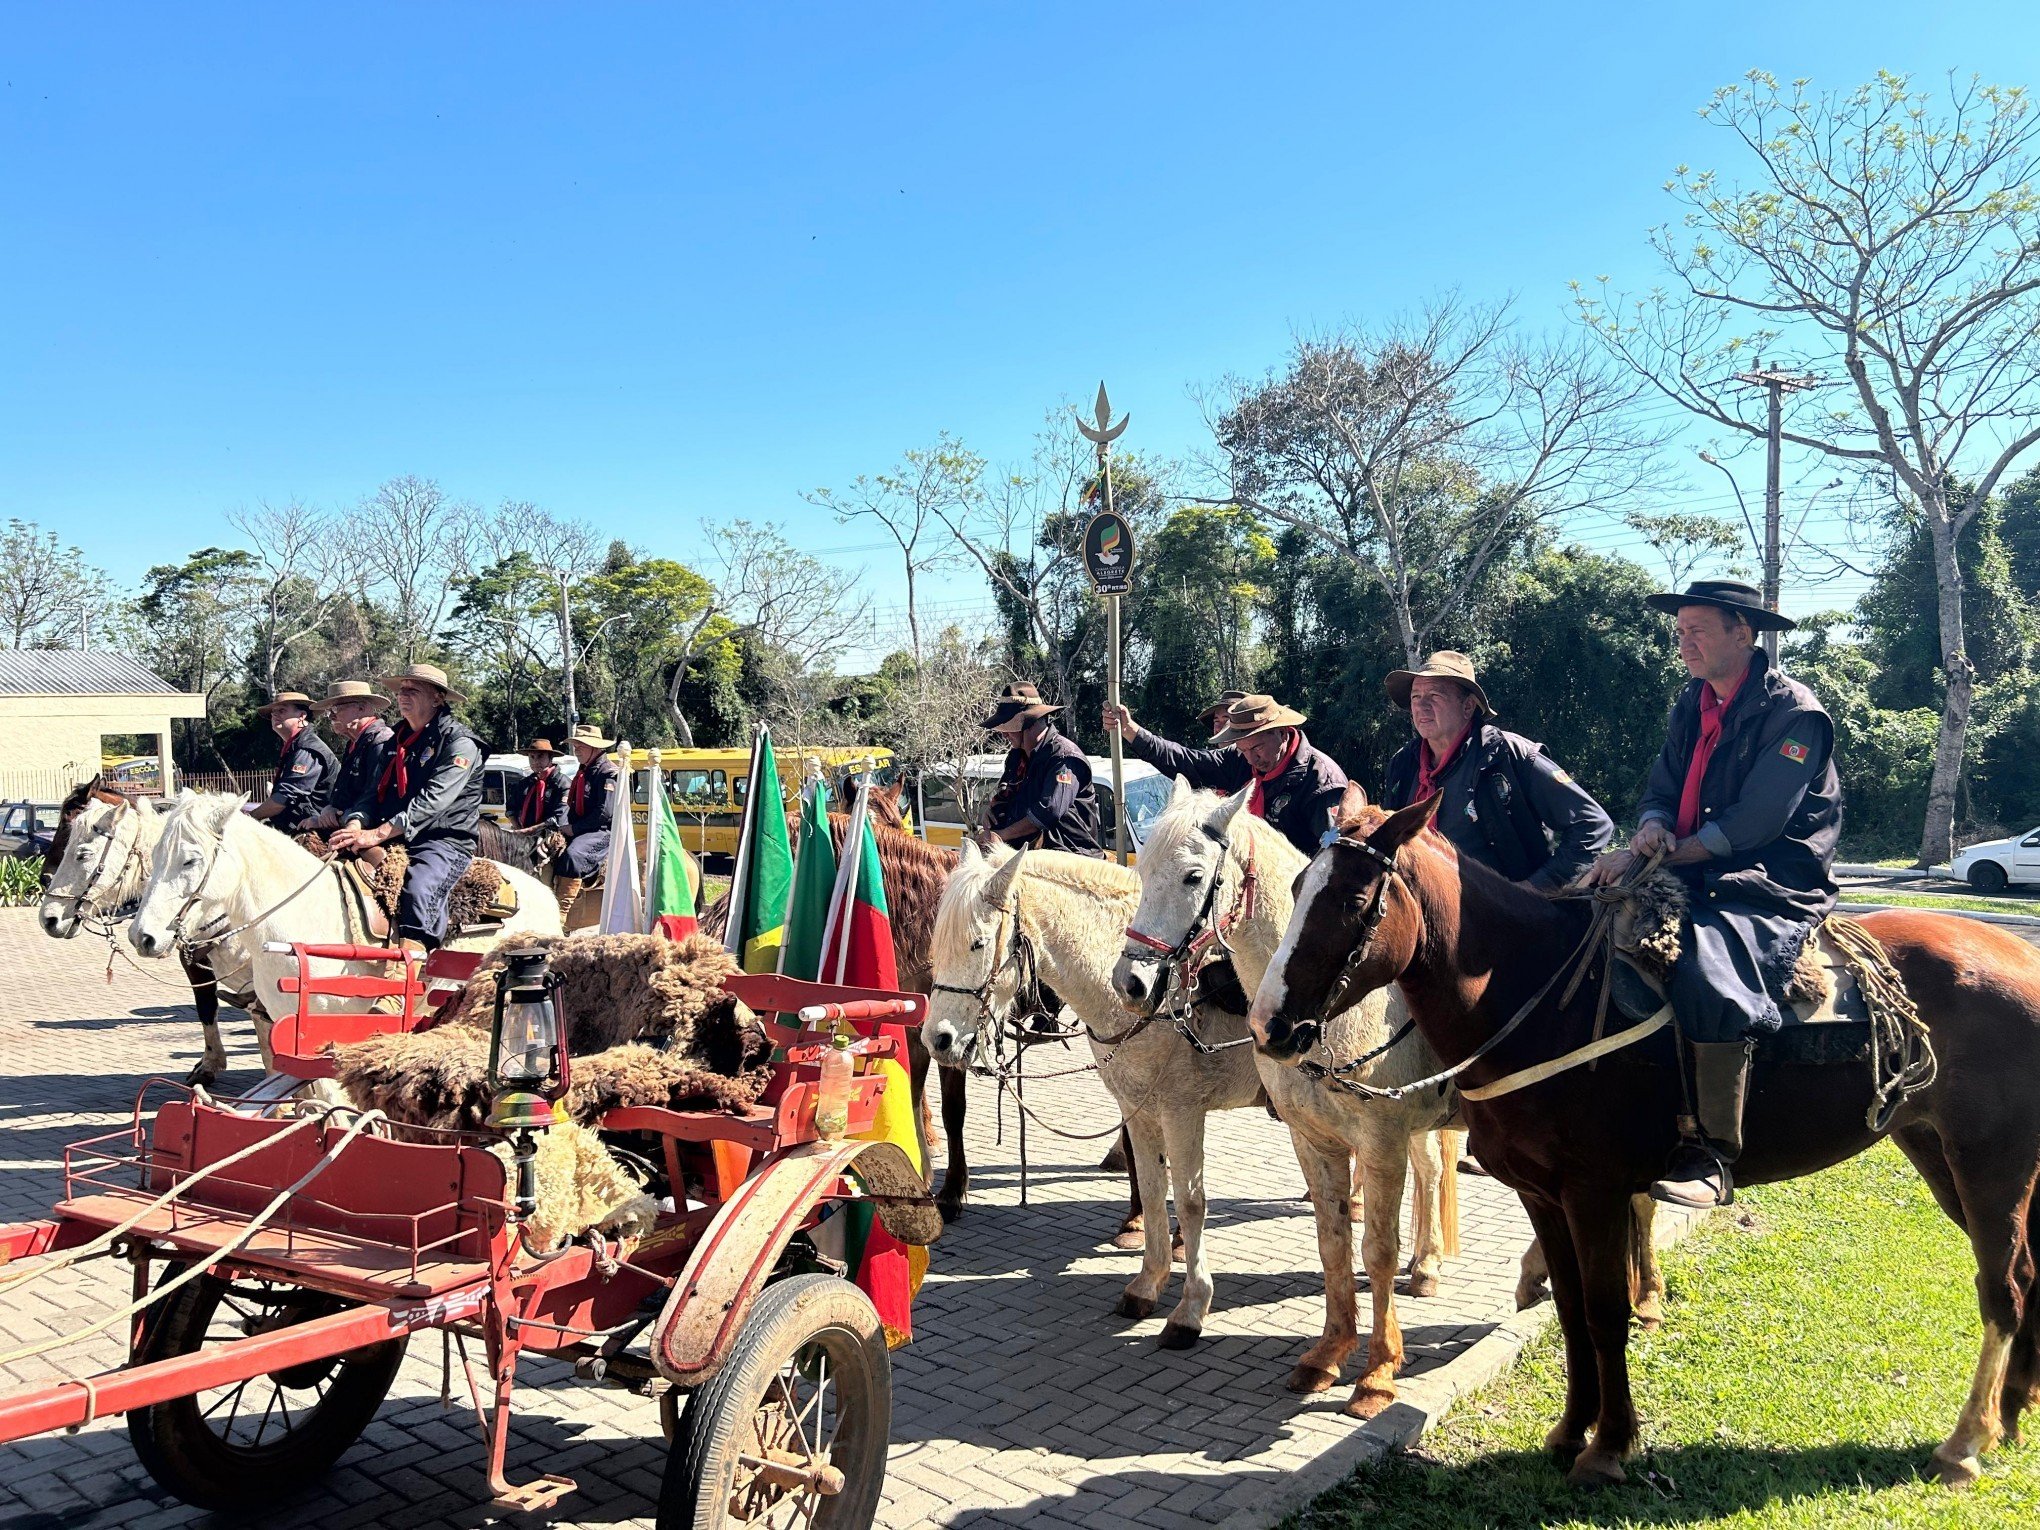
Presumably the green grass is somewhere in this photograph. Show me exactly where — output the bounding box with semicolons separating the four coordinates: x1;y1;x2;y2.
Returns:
1291;1146;2038;1529
1840;889;2040;918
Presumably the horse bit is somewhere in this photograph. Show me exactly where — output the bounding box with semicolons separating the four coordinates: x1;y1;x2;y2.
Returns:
1121;824;1262;1056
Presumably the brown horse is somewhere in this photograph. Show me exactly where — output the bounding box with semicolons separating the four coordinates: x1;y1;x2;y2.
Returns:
1251;786;2040;1489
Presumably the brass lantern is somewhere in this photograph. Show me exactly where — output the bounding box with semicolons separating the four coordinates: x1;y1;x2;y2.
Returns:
486;947;568;1218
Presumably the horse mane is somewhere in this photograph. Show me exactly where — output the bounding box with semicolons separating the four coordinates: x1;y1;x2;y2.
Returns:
932;847;1136;977
1145;786;1308;876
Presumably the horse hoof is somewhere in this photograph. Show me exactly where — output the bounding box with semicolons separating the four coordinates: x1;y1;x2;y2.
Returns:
937;1199;964;1225
1634;1307;1664;1333
1116;1293;1156;1321
1156;1322;1200;1351
1544;1426;1588;1459
1100;1140;1129;1173
1286;1364;1338;1394
1344;1387;1395;1420
184;1066;217;1087
1407;1271;1440;1299
1171;1238;1185;1263
1516;1279;1549;1311
1930;1448;1982;1488
1567;1448;1627;1487
1111;1228;1146;1251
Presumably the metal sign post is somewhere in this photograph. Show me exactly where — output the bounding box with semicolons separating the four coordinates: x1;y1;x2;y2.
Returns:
1077;383;1134;866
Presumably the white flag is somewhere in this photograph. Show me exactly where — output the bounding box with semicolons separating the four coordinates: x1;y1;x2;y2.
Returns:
597;741;644;935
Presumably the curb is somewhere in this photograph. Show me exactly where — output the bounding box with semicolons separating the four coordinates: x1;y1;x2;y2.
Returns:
1214;1304;1557;1530
1839;900;2040;928
1215;1203;1711;1530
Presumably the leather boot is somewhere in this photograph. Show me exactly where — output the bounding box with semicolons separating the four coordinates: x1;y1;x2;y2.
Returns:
554;876;584;923
1650;1040;1752;1209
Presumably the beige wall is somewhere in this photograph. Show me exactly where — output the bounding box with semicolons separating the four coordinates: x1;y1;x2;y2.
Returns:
0;692;206;793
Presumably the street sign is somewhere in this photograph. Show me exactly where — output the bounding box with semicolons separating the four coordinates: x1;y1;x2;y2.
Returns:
1082;510;1135;595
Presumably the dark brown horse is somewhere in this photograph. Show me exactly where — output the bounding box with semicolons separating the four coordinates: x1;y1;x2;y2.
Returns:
1252;786;2040;1490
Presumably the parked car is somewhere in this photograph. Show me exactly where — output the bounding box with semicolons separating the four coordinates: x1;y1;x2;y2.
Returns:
915;753;1168;862
0;801;61;860
1951;828;2040;893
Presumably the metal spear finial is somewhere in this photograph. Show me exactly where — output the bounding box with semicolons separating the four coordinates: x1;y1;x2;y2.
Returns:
1075;381;1129;455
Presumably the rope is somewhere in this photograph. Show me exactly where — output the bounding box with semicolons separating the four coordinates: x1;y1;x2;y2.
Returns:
0;1107;389;1368
1825;915;1939;1130
0;1107;328;1294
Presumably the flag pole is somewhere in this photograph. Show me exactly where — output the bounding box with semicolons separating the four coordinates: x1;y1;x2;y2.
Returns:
723;723;766;961
823;769;872;986
1077;383;1132;866
643;748;663;935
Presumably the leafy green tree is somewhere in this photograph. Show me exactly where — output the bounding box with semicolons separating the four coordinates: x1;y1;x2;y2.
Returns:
135;548;261;768
577;551;732;746
1131;504;1274;741
1857;500;2034;712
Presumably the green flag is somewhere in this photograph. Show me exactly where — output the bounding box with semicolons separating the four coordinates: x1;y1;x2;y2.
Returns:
779;776;835;981
649;782;698;938
724;728;793;974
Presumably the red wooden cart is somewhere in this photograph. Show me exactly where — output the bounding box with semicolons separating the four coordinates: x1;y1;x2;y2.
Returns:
0;942;939;1529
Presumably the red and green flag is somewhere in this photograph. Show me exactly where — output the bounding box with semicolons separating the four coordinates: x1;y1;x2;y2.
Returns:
820;778;927;1344
647;769;698;939
722;728;792;974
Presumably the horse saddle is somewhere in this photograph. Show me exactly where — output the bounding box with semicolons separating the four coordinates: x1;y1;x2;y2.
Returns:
1609;921;1870;1066
327;848;520;941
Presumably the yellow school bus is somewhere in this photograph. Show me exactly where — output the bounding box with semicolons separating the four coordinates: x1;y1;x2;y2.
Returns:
626;746;895;863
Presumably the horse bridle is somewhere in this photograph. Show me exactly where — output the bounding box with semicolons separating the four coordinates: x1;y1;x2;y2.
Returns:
930;900;1051;1069
1121;825;1260;1051
1293;832;1424;1086
62;794;146;923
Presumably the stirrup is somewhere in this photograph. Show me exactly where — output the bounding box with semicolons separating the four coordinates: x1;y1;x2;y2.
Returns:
1649;1142;1734;1209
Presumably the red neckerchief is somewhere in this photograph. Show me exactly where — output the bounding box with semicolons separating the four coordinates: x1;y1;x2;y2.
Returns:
519;768;555;827
1247;731;1303;819
271;725;300;785
1676;663;1749;837
377;721;422;804
1413;723;1474;803
571;764;594;817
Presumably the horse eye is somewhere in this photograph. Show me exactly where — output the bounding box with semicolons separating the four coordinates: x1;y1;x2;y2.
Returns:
1184;870;1204;886
970;938;986;952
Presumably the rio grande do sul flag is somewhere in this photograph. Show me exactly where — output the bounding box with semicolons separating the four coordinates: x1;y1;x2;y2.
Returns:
722;727;791;974
647;769;698;939
819;775;927;1344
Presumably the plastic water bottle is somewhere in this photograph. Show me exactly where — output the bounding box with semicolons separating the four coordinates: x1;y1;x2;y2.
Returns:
815;1032;855;1140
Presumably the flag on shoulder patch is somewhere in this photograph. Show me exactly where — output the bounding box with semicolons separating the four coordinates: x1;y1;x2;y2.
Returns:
453;755;470;768
1779;739;1809;763
1055;767;1076;786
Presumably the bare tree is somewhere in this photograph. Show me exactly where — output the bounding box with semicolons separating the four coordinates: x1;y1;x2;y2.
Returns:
879;625;1010;826
352;476;483;664
0;520;111;649
1577;71;2040;865
805;437;974;662
1204;297;1665;666
228;500;349;695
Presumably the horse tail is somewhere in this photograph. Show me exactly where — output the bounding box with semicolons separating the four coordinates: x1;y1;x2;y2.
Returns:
1439;1128;1462;1259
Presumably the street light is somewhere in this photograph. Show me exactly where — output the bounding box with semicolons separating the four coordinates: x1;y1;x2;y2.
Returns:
1696;450;1763;559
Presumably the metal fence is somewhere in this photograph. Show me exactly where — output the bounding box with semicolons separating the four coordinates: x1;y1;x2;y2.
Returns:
0;767;273;805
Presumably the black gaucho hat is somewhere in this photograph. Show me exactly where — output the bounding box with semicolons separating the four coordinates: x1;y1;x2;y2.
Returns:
1645;577;1796;633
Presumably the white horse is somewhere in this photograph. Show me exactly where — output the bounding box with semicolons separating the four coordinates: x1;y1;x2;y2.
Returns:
39;789;235;1080
1113;781;1462;1419
923;841;1269;1350
126;791;561;1053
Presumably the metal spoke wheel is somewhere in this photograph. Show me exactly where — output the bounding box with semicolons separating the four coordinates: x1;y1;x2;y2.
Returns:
658;1273;891;1530
128;1269;407;1511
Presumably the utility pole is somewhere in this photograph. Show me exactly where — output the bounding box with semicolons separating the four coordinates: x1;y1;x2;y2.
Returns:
1734;361;1817;661
551;568;578;736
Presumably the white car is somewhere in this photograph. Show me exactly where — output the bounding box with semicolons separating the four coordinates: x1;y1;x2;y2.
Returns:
915;753;1170;859
1950;829;2040;894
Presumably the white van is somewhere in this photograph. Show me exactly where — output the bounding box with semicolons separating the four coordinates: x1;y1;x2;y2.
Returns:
915;753;1170;861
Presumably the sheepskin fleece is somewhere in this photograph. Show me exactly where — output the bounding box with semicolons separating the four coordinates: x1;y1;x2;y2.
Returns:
491;1118;658;1254
1612;872;1829;1007
294;833;508;931
330;932;772;1130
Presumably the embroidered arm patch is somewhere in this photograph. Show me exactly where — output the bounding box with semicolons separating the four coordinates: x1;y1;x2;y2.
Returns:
1779;738;1809;763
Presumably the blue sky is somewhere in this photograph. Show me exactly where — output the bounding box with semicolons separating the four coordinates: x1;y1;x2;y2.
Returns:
4;3;2035;652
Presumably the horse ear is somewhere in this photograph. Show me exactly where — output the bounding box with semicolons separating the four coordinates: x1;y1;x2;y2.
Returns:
1209;781;1255;835
1170;774;1194;811
1337;780;1369;828
959;838;983;871
981;844;1028;909
1371;792;1439;855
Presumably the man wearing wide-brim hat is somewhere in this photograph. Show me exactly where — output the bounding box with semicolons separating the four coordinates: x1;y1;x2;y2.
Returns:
1582;578;1842;1211
1380;651;1613;892
1104;691;1347;860
981;683;1102;854
245;691;339;835
512;737;570;837
307;680;394;834
329;663;487;952
551;724;621;921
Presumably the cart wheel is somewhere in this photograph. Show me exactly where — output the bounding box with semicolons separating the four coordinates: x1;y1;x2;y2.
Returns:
128;1271;407;1511
657;1273;890;1530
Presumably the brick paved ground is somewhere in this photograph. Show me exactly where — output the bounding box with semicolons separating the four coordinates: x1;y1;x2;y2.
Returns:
0;910;1549;1529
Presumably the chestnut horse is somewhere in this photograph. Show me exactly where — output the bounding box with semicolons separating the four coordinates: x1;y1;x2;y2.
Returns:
1253;787;2040;1490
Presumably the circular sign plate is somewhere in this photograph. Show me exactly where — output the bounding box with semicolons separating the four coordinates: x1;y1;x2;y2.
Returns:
1083;511;1135;595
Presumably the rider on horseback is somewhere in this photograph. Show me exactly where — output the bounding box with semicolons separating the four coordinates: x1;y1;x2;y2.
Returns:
327;663;485;954
245;692;337;835
551;724;619;921
1583;579;1842;1210
1379;652;1613;892
512;738;569;837
982;683;1102;854
306;680;394;834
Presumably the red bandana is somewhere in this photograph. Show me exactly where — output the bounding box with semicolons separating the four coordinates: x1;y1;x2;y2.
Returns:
571;767;590;817
1413;724;1473;803
1247;731;1302;819
519;769;555;827
1675;667;1748;837
377;722;421;804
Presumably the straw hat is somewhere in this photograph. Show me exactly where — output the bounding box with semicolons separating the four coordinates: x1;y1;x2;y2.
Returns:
378;662;463;702
254;691;316;718
981;682;1062;733
1209;694;1308;746
310;679;391;713
568;723;616;751
1384;651;1493;717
